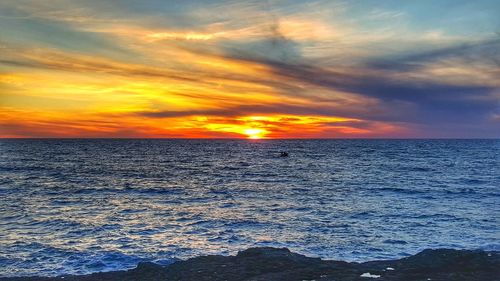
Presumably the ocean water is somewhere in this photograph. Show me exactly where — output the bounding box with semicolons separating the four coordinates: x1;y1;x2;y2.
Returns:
0;139;499;277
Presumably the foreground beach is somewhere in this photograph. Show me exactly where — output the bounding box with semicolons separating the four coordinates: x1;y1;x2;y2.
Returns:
2;247;498;281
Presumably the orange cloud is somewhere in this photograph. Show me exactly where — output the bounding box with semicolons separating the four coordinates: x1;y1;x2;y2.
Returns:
0;43;404;139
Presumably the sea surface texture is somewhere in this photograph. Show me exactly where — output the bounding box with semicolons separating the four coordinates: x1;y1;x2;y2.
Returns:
0;139;499;277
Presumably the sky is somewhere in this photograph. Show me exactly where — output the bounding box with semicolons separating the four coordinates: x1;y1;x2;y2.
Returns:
0;0;499;138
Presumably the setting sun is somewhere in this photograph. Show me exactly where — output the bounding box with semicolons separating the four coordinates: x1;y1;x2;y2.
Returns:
243;128;266;139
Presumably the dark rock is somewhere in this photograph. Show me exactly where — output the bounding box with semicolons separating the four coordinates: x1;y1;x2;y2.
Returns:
1;248;498;281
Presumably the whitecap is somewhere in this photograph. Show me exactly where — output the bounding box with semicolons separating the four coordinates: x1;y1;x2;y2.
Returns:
360;272;381;278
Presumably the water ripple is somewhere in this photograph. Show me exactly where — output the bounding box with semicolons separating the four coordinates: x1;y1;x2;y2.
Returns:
0;139;498;277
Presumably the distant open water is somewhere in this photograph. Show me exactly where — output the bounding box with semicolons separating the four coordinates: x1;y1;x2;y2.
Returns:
0;139;499;277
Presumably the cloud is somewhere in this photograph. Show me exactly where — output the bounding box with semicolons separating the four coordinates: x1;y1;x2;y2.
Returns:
1;0;499;138
199;36;500;125
365;38;500;71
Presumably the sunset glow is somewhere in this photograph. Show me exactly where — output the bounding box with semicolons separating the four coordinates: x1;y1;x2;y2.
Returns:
0;1;498;138
244;128;266;139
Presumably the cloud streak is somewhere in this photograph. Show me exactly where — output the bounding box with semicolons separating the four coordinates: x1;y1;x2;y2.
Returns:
1;0;499;138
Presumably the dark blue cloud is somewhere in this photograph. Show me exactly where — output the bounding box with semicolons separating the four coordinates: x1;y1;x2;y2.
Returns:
365;38;500;72
192;35;500;136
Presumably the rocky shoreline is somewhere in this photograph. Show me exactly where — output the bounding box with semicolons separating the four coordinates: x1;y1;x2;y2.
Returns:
2;247;498;281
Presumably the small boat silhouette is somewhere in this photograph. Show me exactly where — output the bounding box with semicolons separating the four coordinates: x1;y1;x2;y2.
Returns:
280;151;289;157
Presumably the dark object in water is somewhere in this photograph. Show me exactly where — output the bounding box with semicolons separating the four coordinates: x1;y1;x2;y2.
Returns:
280;151;289;157
4;247;498;281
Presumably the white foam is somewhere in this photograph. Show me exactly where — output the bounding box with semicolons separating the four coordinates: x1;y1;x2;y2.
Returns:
360;272;381;278
386;267;395;271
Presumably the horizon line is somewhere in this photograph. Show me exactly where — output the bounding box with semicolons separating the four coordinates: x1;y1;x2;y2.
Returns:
1;137;499;140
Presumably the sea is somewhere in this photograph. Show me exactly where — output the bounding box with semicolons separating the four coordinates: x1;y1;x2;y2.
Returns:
0;139;499;277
